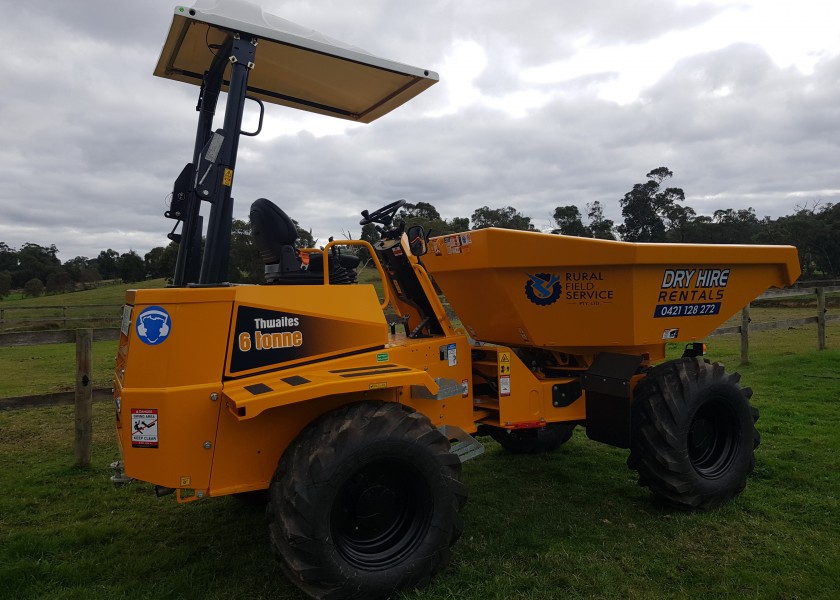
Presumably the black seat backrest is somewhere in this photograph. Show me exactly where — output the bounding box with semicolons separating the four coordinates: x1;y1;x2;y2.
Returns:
249;198;358;285
250;198;298;264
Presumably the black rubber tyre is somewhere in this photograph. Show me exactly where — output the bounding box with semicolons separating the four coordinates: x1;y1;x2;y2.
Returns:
267;401;467;600
628;357;759;511
488;423;575;454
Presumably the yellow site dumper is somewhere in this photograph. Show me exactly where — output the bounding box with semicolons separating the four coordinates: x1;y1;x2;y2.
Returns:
113;2;801;599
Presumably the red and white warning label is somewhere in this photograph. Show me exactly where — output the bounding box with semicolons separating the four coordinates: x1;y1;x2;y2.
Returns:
131;408;159;448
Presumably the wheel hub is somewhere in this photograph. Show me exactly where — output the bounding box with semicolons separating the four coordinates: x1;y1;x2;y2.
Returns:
331;458;432;570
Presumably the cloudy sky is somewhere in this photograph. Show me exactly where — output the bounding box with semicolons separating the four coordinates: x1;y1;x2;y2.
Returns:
2;0;839;260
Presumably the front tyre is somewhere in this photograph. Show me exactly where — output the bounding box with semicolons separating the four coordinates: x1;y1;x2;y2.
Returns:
628;357;759;510
268;401;467;599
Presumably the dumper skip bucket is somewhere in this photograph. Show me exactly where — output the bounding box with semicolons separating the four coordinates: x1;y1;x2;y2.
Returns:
423;229;800;353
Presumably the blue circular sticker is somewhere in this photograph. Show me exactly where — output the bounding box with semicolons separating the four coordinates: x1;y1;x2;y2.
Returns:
136;306;172;346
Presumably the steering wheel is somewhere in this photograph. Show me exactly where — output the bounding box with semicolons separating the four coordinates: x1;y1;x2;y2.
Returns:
359;199;406;226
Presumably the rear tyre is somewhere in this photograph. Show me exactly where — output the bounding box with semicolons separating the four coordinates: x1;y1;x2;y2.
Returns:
628;357;759;510
268;401;467;600
488;423;575;454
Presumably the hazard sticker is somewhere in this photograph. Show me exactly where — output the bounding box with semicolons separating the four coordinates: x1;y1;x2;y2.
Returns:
131;408;159;448
662;328;680;340
499;375;511;397
498;351;511;375
447;343;457;366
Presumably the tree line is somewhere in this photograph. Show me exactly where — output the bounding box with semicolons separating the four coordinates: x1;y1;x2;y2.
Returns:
2;166;836;297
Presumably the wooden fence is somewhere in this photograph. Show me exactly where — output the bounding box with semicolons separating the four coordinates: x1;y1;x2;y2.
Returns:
0;304;122;331
710;286;840;364
0;328;119;468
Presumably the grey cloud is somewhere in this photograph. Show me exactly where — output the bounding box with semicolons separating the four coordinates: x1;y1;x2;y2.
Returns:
0;1;838;261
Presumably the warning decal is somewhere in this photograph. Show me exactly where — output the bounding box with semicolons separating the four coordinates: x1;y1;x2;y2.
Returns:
131;408;159;448
499;375;511;397
498;351;511;375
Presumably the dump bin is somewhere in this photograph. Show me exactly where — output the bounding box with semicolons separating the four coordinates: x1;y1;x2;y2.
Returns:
424;228;800;352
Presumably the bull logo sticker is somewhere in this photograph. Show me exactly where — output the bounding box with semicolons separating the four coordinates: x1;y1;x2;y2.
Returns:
136;306;172;346
525;273;562;306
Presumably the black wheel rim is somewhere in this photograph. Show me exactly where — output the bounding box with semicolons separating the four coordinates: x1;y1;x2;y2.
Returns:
688;398;740;478
331;458;432;570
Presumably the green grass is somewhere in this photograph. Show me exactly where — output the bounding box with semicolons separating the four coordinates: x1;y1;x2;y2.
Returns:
0;279;167;332
1;327;839;599
0;341;116;397
0;279;169;397
1;279;167;308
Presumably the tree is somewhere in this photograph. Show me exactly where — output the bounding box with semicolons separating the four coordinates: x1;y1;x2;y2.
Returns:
144;245;178;280
79;266;102;289
586;201;616;240
229;219;265;284
398;202;441;222
0;242;17;272
551;201;616;239
293;220;317;249
682;207;759;245
757;203;840;279
23;278;44;298
357;223;379;264
0;271;11;299
396;202;469;237
448;217;470;232
95;249;121;280
552;205;589;237
617;167;686;242
45;269;74;294
119;251;146;283
471;206;536;231
63;256;91;282
14;243;61;287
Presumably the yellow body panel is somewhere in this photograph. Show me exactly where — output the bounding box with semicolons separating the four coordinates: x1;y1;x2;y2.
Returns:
115;280;474;498
472;345;586;427
209;333;474;494
425;229;800;352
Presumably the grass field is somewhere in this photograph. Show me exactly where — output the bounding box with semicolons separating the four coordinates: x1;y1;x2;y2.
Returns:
1;324;839;599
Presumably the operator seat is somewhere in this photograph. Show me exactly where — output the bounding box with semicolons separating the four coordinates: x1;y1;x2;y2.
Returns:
249;198;358;284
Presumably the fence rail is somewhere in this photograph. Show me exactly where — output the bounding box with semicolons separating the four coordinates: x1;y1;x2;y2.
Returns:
0;304;122;332
0;328;105;467
711;286;834;363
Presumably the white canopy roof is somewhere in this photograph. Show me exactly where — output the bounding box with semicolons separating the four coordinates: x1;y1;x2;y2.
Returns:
154;0;439;123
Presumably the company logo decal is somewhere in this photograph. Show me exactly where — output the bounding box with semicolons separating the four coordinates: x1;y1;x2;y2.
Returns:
654;268;730;318
136;306;171;346
525;273;562;305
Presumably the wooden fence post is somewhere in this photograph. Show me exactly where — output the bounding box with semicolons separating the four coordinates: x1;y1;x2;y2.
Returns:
75;328;93;468
740;305;750;365
817;287;826;351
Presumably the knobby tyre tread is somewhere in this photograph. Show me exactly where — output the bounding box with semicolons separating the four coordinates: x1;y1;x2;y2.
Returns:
268;401;467;599
628;357;759;510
